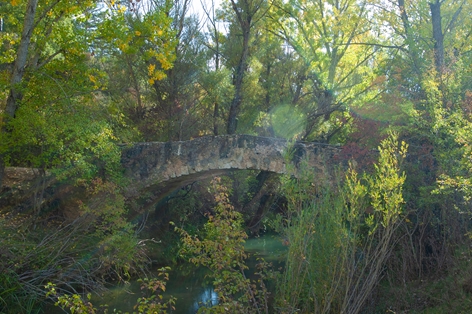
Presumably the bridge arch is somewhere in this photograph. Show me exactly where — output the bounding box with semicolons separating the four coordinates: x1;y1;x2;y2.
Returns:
121;135;340;198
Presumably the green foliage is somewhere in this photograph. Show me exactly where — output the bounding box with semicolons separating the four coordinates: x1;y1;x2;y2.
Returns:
45;268;176;314
0;214;95;313
373;245;472;313
174;177;273;313
277;184;351;313
0;269;38;314
277;131;407;314
198;67;234;135
1;0;178;178
80;178;150;281
46;283;96;314
3;99;121;183
0;177;148;312
0;3;177;308
342;132;407;313
97;1;176;84
134;269;177;314
1;0;125;188
366;131;408;230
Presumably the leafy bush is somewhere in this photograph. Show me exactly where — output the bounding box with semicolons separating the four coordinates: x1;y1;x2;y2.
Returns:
277;131;407;314
45;267;176;314
174;177;274;313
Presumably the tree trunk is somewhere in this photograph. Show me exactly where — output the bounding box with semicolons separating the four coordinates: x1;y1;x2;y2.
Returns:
397;0;423;79
0;0;39;188
227;0;254;135
227;28;250;134
429;0;444;74
0;162;4;191
213;102;219;136
212;15;220;136
4;0;38;118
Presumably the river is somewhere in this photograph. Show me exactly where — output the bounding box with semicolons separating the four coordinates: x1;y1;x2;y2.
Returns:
88;234;286;313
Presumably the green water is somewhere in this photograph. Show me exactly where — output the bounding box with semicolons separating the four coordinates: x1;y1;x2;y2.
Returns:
244;234;287;259
91;233;286;314
91;266;216;313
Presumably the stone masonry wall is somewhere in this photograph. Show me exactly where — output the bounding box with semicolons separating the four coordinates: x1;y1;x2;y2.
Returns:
121;135;340;196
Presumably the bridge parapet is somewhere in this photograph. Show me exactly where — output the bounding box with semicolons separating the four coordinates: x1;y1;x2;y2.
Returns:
121;135;340;196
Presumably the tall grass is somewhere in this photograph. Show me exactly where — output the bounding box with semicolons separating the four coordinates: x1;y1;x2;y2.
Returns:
277;185;351;313
277;131;407;314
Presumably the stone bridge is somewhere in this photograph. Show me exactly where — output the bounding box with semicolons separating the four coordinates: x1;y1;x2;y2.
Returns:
121;135;341;198
0;135;343;213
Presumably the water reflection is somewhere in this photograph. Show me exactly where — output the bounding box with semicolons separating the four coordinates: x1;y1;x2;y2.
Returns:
191;287;219;313
51;234;286;314
161;266;217;314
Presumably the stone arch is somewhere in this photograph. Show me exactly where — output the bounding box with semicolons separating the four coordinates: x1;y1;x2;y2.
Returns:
121;135;339;199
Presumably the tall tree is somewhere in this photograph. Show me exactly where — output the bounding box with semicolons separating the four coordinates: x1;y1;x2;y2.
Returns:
376;0;470;101
0;0;177;187
145;0;210;141
272;0;379;141
95;0;178;141
0;0;38;187
225;0;267;134
201;0;226;135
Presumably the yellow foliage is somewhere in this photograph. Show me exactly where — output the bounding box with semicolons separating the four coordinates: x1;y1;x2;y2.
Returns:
88;75;97;84
148;64;156;77
160;58;172;70
154;71;166;81
147;62;167;85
